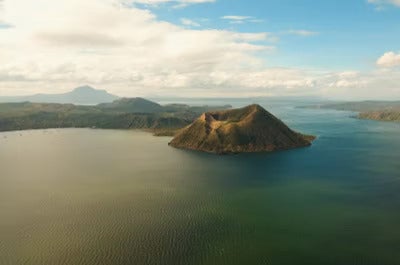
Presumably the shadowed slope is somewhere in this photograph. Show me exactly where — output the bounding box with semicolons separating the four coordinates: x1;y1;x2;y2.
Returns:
169;104;315;154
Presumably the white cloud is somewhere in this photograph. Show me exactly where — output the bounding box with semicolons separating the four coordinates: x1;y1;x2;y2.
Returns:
221;15;263;25
130;0;215;8
318;69;400;100
0;0;398;100
368;0;400;7
377;51;400;68
221;16;252;20
180;18;200;27
286;30;319;37
0;0;278;97
0;0;5;25
130;0;215;5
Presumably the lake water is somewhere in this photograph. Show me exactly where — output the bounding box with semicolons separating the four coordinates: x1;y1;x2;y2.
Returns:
1;102;400;265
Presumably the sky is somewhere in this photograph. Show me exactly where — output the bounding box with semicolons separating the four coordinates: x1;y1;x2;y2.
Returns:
0;0;399;99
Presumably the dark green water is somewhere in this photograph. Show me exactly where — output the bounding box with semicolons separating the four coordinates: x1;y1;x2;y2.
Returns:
1;104;400;265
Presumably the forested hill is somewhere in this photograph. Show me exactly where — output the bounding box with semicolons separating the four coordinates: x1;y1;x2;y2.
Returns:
0;98;232;134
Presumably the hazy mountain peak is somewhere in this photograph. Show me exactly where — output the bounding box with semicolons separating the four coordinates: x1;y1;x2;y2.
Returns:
72;85;98;92
0;86;119;105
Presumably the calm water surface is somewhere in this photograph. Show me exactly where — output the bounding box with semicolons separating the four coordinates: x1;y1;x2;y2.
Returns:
1;102;400;265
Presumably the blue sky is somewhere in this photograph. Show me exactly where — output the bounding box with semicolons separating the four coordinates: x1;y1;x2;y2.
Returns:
143;0;400;71
0;0;399;99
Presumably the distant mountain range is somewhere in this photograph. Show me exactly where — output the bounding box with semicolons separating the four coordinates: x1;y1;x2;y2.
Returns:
0;86;119;105
303;101;400;122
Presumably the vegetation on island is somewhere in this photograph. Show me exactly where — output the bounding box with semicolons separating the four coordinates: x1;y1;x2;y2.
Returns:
0;99;232;135
169;104;315;154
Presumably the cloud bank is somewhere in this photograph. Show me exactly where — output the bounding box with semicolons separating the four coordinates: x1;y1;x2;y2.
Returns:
0;0;399;99
377;51;400;68
368;0;400;7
